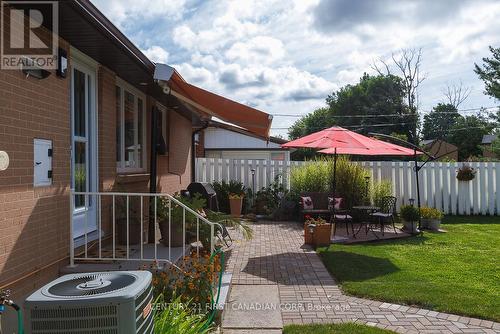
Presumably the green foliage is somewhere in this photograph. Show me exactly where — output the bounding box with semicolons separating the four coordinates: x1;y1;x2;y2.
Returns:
205;210;253;240
326;73;416;142
421;103;462;141
253;174;288;216
490;136;500;158
212;180;246;214
474;46;500;101
420;207;443;220
317;216;500;321
284;323;397;334
448;114;494;160
371;180;393;207
290;157;369;208
153;294;212;334
287;73;417;160
400;205;420;222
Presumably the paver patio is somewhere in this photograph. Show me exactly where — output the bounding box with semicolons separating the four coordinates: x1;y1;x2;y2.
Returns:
222;221;500;333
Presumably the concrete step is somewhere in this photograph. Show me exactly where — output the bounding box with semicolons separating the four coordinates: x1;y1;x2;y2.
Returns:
222;284;283;330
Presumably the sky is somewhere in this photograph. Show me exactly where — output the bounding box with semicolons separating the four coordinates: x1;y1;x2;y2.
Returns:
92;0;500;138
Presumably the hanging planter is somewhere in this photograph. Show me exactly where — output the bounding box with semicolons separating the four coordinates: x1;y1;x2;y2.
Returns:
456;164;476;181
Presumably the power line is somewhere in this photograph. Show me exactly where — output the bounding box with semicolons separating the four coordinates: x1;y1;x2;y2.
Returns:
270;106;499;118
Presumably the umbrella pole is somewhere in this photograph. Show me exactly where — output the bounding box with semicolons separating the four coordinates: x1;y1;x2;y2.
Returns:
333;148;337;196
414;149;422;230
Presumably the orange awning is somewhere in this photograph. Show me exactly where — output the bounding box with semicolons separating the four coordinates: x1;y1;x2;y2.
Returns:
160;68;272;138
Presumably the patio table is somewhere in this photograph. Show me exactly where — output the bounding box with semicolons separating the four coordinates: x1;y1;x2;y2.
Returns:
352;206;381;238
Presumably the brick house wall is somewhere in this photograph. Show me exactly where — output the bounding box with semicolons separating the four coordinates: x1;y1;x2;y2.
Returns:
0;37;72;297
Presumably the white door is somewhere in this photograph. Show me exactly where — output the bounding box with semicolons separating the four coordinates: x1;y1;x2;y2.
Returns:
71;59;97;239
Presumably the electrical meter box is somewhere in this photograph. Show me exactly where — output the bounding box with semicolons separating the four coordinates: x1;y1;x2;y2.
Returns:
34;139;53;187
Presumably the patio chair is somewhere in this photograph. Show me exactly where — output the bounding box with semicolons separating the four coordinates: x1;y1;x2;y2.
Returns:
369;196;397;235
330;197;354;237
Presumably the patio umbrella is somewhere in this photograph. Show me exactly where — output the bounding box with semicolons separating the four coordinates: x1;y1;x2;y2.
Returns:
282;126;421;196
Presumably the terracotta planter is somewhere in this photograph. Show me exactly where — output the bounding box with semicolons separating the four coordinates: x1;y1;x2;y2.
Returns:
229;198;243;217
304;223;313;245
313;224;332;247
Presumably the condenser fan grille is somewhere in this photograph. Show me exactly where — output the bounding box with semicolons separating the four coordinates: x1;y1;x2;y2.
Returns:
47;273;137;297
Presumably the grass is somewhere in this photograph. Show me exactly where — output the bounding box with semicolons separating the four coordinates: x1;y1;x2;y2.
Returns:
317;216;500;322
283;323;397;334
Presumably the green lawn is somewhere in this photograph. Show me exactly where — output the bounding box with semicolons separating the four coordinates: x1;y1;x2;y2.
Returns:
283;323;396;334
317;216;500;322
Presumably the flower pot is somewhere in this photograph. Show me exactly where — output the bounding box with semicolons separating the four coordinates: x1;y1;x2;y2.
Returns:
117;219;142;245
313;224;332;247
427;219;441;231
402;220;419;234
304;223;313;245
159;220;185;247
420;218;430;229
229;198;243;217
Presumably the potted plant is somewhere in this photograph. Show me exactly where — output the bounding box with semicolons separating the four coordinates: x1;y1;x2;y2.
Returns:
420;207;444;231
456;164;476;181
303;215;314;244
157;194;207;247
229;193;244;217
305;216;331;247
400;205;420;234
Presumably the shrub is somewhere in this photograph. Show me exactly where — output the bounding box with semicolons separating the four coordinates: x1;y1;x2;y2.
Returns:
400;205;420;222
253;174;288;216
420;207;443;220
154;294;212;334
212;180;246;213
371;180;393;207
152;250;221;306
290;157;370;208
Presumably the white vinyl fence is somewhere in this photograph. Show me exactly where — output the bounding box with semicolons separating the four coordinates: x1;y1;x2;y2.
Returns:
195;158;500;215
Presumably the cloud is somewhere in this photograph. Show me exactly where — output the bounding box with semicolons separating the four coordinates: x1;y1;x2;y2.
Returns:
226;36;285;64
91;0;186;28
310;0;498;36
142;46;169;64
91;0;500;138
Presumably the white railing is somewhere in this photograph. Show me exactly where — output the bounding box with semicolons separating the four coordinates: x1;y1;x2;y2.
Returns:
69;190;223;268
196;158;500;215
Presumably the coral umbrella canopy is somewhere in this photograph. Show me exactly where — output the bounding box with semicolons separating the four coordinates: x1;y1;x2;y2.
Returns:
282;126;421;156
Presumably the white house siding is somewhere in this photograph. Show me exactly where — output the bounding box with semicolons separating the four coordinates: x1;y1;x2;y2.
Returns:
204;127;282;149
205;150;290;161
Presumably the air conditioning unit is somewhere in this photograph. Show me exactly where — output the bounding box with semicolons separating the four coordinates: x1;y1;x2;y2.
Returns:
25;271;153;334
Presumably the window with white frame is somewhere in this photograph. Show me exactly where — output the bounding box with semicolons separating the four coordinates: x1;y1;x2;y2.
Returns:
116;80;146;172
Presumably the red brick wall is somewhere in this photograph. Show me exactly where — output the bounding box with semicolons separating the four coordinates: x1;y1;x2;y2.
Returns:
0;40;71;291
195;130;205;157
157;109;193;194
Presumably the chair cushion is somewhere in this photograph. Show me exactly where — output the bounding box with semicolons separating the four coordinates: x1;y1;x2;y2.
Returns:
301;196;314;210
328;197;343;211
334;214;352;220
370;212;392;218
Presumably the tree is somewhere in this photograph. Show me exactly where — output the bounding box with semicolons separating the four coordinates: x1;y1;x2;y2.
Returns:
288;107;331;140
326;73;414;139
288;107;331;160
443;82;471;108
372;48;425;144
474;46;500;101
448;115;494;160
421;103;462;141
491;137;500;158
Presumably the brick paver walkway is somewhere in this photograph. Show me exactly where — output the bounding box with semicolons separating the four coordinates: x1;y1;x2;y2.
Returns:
224;221;499;333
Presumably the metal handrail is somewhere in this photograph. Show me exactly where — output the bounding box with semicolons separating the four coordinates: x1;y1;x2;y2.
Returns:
69;190;225;268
